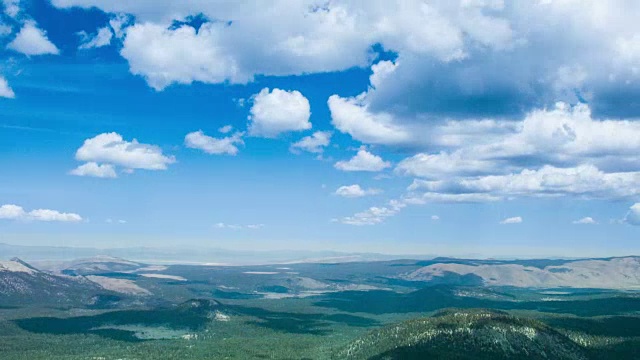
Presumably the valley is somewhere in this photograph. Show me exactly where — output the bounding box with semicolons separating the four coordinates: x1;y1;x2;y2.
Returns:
1;255;640;359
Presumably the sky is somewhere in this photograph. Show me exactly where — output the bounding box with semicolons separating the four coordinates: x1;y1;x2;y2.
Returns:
0;0;640;257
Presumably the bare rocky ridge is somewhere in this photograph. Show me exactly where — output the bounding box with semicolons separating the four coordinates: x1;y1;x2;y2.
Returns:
401;257;640;289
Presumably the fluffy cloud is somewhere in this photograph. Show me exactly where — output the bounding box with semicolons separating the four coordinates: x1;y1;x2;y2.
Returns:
248;88;311;137
573;217;597;225
7;21;60;56
185;130;244;155
0;204;82;222
335;184;382;198
0;204;25;219
328;93;411;146
73;133;175;176
500;216;523;224
431;215;440;221
69;162;117;178
121;22;246;90
624;203;640;225
334;149;390;172
43;0;640;122
290;131;331;154
50;1;515;91
0;76;15;98
78;26;113;49
3;0;19;17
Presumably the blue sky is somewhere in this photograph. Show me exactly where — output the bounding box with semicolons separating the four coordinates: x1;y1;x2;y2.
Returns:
0;0;639;257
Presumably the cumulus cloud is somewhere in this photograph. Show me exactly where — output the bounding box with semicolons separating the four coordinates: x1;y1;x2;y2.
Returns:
120;22;246;90
78;26;113;49
500;216;522;224
335;184;382;198
248;88;311;137
431;215;440;221
328;93;411;146
7;21;60;56
73;132;175;176
290;131;331;154
44;0;640;123
0;204;82;222
69;162;117;178
0;76;15;99
49;1;519;91
185;130;244;155
624;203;640;225
2;0;19;18
573;217;597;225
334;149;390;172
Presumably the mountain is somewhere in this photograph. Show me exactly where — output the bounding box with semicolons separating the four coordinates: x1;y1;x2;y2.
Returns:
43;256;146;276
0;242;433;265
336;309;588;360
401;256;640;289
0;258;107;306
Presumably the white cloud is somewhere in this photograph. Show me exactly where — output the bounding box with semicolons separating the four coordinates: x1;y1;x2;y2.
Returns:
431;215;440;221
624;203;640;226
328;93;411;146
7;21;60;56
214;222;263;230
69;162;117;178
335;149;391;172
0;204;82;222
50;1;512;91
335;184;382;198
407;165;640;200
106;218;127;224
500;216;522;224
290;131;331;154
120;22;246;90
0;23;12;36
337;200;405;226
2;0;19;18
369;60;398;89
218;125;233;134
74;132;175;173
248;88;311;137
0;204;25;219
396;151;500;179
185;130;244;155
573;217;597;225
29;209;83;222
0;76;15;99
78;26;113;49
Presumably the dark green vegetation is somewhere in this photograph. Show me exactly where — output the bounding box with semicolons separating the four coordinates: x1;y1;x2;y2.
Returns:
337;309;589;360
1;257;640;359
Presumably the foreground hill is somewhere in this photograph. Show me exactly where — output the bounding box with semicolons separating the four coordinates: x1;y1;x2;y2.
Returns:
337;309;588;360
402;257;640;289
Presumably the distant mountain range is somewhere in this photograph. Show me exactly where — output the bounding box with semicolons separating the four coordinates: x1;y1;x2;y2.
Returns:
0;242;431;265
401;256;640;289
